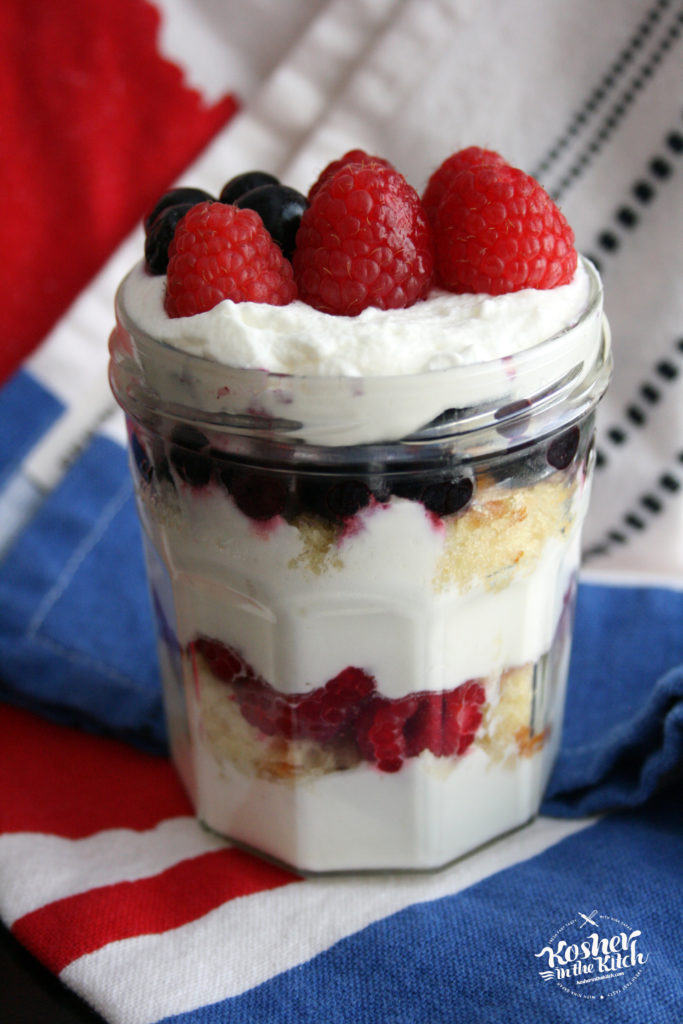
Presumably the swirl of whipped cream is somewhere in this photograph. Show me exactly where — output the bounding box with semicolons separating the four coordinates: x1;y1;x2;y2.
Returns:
122;258;591;377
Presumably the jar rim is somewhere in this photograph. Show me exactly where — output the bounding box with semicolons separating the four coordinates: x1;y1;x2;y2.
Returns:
110;256;611;451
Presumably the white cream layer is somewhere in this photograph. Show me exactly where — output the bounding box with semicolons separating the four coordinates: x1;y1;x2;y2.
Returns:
123;259;591;376
141;481;585;699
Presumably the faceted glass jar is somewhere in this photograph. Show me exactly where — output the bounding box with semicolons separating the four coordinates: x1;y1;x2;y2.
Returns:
109;259;611;872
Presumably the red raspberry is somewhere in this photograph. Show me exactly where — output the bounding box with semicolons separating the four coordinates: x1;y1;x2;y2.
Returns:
293;162;434;316
195;634;485;764
308;149;394;202
404;681;485;758
356;695;420;773
227;659;375;743
442;681;486;755
293;666;376;742
193;636;246;684
432;161;577;294
422;146;506;220
238;677;296;737
165;201;297;317
404;692;441;757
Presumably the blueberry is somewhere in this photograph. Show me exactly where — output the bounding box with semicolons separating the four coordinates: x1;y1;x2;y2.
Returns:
393;475;474;516
169;425;212;488
225;469;289;521
324;479;373;519
151;438;174;485
390;478;426;503
488;445;550;488
219;171;280;205
421;477;473;516
144;187;214;234
494;399;532;439
144;202;194;274
171;424;209;449
547;426;581;470
235;184;309;260
295;475;374;523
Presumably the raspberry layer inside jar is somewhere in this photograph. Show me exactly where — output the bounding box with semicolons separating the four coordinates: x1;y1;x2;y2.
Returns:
190;635;510;775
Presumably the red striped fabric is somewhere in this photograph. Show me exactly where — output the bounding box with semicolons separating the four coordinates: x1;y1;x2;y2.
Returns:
11;846;298;973
0;704;190;836
0;0;238;383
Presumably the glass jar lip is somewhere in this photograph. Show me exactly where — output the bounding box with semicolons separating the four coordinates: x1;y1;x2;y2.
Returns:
111;256;610;450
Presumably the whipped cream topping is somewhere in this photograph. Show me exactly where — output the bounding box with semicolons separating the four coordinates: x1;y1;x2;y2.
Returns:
122;259;592;377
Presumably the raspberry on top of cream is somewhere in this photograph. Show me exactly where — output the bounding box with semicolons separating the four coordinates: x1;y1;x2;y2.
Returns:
132;145;594;396
144;145;578;322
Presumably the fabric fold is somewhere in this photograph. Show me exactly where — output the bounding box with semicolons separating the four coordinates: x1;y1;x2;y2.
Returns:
543;580;683;815
545;662;683;815
0;436;164;750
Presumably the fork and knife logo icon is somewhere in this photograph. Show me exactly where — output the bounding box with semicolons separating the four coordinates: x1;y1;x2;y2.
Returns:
578;909;599;929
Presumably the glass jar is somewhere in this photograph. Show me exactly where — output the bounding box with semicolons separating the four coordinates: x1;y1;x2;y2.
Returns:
109;257;611;872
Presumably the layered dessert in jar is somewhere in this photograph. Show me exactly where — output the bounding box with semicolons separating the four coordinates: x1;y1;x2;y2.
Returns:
109;147;611;871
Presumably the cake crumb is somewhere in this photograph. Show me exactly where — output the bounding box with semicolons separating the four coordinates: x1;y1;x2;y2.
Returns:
197;654;359;781
479;663;535;763
288;515;344;575
434;478;574;593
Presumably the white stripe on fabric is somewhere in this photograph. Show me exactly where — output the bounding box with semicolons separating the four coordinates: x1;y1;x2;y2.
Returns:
581;567;683;591
280;0;470;192
157;0;327;104
0;817;223;925
185;0;402;191
26;237;138;429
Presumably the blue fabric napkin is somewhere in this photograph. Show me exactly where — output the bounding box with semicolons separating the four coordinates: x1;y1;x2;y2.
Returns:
0;369;163;751
544;583;683;816
1;368;682;815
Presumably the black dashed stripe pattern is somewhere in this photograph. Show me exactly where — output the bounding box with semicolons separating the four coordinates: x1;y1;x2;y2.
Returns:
594;337;682;469
585;120;683;266
584;451;683;559
532;0;674;182
537;4;682;201
584;338;683;558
